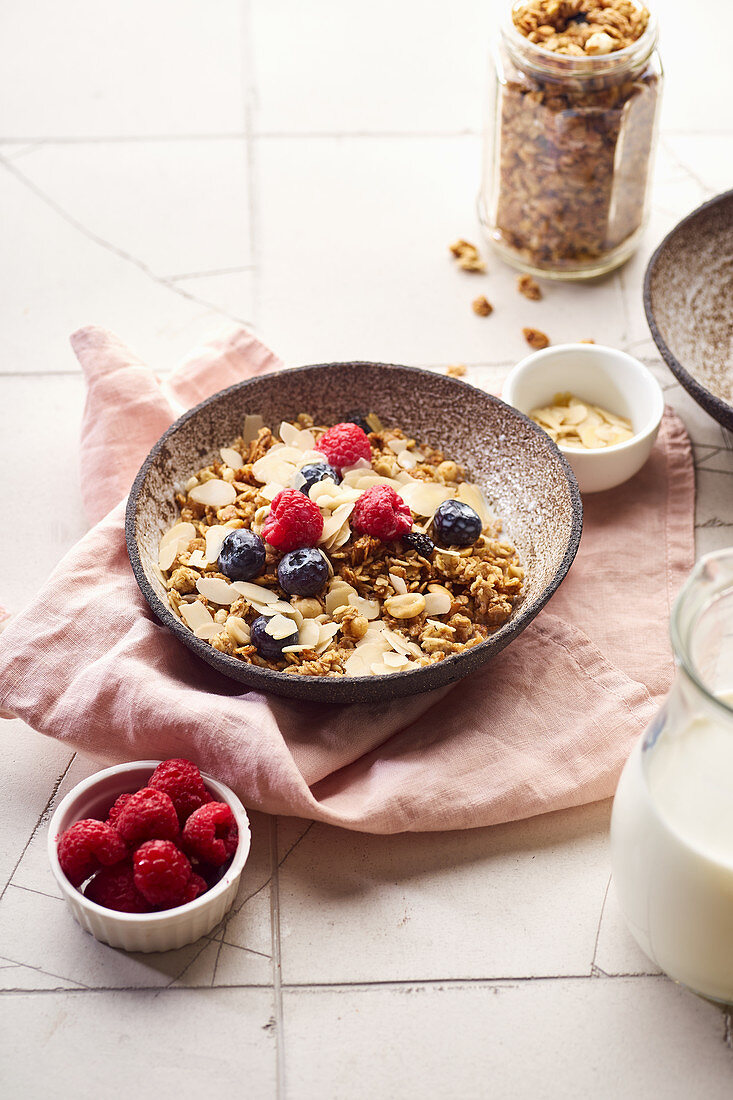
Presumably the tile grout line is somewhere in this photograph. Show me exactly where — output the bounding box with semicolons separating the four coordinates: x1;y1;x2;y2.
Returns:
269;817;286;1100
590;873;612;977
0;752;76;902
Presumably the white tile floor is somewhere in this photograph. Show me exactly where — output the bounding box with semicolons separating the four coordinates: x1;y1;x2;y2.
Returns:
1;1;733;1096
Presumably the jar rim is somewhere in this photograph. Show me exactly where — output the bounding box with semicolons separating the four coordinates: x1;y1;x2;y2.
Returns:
502;1;659;78
670;549;733;720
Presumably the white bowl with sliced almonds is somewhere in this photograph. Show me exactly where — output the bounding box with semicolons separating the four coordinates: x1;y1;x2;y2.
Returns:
502;344;664;494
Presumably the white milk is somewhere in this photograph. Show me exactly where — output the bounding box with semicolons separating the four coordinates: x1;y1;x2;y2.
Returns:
611;707;733;1004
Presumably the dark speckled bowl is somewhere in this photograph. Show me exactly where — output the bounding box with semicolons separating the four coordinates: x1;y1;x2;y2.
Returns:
126;362;582;703
644;190;733;432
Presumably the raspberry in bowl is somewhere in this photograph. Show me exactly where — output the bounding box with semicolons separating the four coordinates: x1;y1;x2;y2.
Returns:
48;759;251;952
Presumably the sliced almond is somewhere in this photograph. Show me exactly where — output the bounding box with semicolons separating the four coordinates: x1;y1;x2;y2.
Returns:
344;650;370;676
423;590;452;617
220;447;244;469
382;628;423;658
388;572;408;595
194;622;225;641
196;576;239;605
160;521;196;552
298;618;321;649
325;582;357;614
456;483;493;529
400;480;452;517
189;480;237;508
187;549;209;570
348;594;381;620
243;414;265;443
383;651;410;669
387;438;411;454
225;616;251;645
204;525;234;563
230;581;279;605
180;601;214;630
265;613;298;641
159;540;183;572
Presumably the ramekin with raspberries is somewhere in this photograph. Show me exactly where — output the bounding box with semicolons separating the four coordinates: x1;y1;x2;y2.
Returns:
48;759;251;952
159;412;524;678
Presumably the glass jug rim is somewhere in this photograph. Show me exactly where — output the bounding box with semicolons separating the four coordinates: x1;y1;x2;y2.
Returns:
670;548;733;720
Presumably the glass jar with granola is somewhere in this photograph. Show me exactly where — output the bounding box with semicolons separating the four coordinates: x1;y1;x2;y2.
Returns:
479;1;663;280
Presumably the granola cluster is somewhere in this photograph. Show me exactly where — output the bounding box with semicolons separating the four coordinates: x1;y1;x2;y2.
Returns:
157;414;524;678
484;0;660;274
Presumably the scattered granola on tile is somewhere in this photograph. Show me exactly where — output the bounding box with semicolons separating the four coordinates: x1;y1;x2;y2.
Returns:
523;327;550;349
472;296;493;317
449;239;487;273
445;364;467;378
517;274;542;301
158;414;524;678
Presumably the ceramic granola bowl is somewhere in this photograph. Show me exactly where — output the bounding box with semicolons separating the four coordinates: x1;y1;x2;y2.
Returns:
126;362;583;703
644;189;733;432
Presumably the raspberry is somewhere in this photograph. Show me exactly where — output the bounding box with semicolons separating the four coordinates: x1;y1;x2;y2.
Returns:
84;863;153;913
316;422;372;472
57;819;127;887
133;840;192;908
168;872;208;909
115;787;180;847
182;802;239;867
352;485;413;542
262;489;323;552
148;759;212;824
105;792;133;828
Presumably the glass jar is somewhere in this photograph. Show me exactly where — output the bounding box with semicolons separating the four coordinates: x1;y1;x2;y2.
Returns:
610;549;733;1004
479;3;663;280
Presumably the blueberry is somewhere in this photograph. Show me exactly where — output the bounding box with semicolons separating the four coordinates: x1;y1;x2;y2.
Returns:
433;500;482;547
250;615;299;661
344;411;371;435
402;531;435;558
296;462;341;495
217;528;266;581
277;548;329;597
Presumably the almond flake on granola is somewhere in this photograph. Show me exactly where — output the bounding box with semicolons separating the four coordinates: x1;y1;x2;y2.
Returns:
180;601;214;631
220;447;244;469
195;576;239;605
188;479;237;508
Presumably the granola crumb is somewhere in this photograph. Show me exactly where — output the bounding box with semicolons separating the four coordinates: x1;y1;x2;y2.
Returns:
449;238;487;273
472;296;493;317
579;338;596;344
445;364;467;378
517;274;542;301
523;327;550;350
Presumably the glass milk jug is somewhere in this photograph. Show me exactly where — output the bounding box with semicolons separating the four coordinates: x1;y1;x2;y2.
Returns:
611;549;733;1003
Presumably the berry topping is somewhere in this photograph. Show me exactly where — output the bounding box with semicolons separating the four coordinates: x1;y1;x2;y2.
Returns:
433;499;482;547
182;802;239;867
176;872;208;907
316;422;372;472
148;758;212;824
295;461;341;495
57;819;127;887
133;840;192;908
218;528;266;581
352;485;413;542
84;863;153;913
343;411;371;435
105;792;133;829
277;548;329;597
262;489;324;552
115;787;180;847
402;531;435;558
250;614;299;660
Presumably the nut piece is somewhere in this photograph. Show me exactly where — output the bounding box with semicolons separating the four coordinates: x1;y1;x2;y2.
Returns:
523;327;550;350
517;274;542;301
449;239;487;273
472;296;493;317
585;32;616;55
445;364;467;378
384;593;427;620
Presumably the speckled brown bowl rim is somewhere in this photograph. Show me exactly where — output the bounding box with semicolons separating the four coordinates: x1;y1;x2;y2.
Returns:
643;188;733;433
125;362;583;703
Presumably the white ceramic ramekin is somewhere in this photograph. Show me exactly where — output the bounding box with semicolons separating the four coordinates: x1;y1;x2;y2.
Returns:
48;760;251;953
502;343;665;494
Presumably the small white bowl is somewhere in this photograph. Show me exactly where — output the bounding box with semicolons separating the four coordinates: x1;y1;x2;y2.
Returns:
48;760;251;953
502;344;665;494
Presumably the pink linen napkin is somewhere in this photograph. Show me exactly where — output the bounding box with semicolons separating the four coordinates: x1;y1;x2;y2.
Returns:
0;326;695;833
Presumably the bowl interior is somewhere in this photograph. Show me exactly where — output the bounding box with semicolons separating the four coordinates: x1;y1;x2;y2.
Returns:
504;345;662;442
128;362;582;701
645;191;733;424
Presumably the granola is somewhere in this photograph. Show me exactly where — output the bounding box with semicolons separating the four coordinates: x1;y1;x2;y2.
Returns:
480;1;661;277
472;296;494;317
157;415;524;678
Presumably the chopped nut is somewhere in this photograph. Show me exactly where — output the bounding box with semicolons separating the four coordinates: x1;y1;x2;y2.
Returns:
472;296;493;317
384;593;427;620
445;364;467;378
449;238;487;273
517;274;542;301
523;327;550;350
